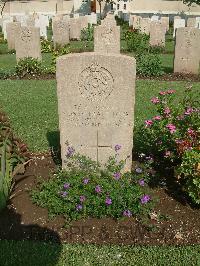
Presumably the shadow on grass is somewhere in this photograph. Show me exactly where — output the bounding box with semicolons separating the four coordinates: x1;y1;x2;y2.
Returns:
46;130;61;165
0;207;62;265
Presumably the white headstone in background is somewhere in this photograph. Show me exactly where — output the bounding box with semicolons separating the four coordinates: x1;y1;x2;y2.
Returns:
196;17;200;29
160;17;169;32
140;18;151;35
2;17;13;39
94;20;120;54
173;18;185;37
74;13;80;19
86;13;97;25
35;16;47;39
151;15;159;22
174;27;200;74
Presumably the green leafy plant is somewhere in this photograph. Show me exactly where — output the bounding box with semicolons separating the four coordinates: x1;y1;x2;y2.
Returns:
50;45;70;74
138;87;200;168
0;68;13;79
0;111;29;212
81;24;94;41
136;53;163;77
177;149;200;204
15;57;43;78
124;30;149;54
149;46;165;54
32;145;154;222
41;38;53;53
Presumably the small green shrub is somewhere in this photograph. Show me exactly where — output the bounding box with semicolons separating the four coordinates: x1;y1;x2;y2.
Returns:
149;46;165;54
136;87;200;203
50;45;70;73
15;57;43;78
177;149;200;205
32;145;154;222
41;38;53;53
124;30;149;53
136;53;163;77
81;24;94;41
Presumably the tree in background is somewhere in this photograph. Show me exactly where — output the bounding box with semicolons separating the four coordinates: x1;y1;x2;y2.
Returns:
183;0;200;5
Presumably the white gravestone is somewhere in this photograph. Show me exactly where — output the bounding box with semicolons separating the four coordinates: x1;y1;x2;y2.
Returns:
173;18;185;37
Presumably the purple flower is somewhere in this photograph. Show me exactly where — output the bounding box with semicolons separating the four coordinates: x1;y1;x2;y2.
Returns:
83;178;89;185
80;195;86;202
66;146;75;157
114;144;122;152
105;197;112;206
60;191;68;197
95;185;102;193
138;179;145;186
140;195;151;204
113;172;121;180
135;167;143;174
76;204;83;211
123;210;132;217
63;183;70;189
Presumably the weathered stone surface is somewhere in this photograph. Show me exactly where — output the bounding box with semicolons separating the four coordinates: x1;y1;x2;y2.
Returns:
53;19;69;47
174;27;200;74
173;18;185;37
94;22;120;54
79;16;88;30
35;15;47;39
6;22;21;50
187;17;196;27
140;18;150;35
57;0;63;12
101;14;116;27
129;14;134;26
151;15;159;22
150;21;166;47
86;12;97;25
69;18;81;40
15;26;41;61
132;15;141;30
56;52;136;171
160;16;169;31
2;17;13;39
26;15;35;27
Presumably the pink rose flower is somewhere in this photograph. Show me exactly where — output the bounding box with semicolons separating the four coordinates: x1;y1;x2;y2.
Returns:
151;97;160;104
153;116;162;120
145;120;153;127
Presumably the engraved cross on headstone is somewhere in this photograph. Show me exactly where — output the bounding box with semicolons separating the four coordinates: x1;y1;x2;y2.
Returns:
91;130;112;163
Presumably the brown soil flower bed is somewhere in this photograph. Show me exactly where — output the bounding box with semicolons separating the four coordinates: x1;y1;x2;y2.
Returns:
1;72;200;82
0;155;200;245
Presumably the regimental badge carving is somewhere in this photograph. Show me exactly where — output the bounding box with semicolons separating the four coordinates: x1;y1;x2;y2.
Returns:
21;29;31;42
101;28;113;45
78;63;114;102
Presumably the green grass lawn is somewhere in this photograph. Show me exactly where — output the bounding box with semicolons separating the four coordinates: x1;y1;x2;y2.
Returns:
0;240;200;265
0;79;199;152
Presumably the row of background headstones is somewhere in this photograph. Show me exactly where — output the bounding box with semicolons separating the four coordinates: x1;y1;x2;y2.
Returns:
0;12;98;40
1;12;200;75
